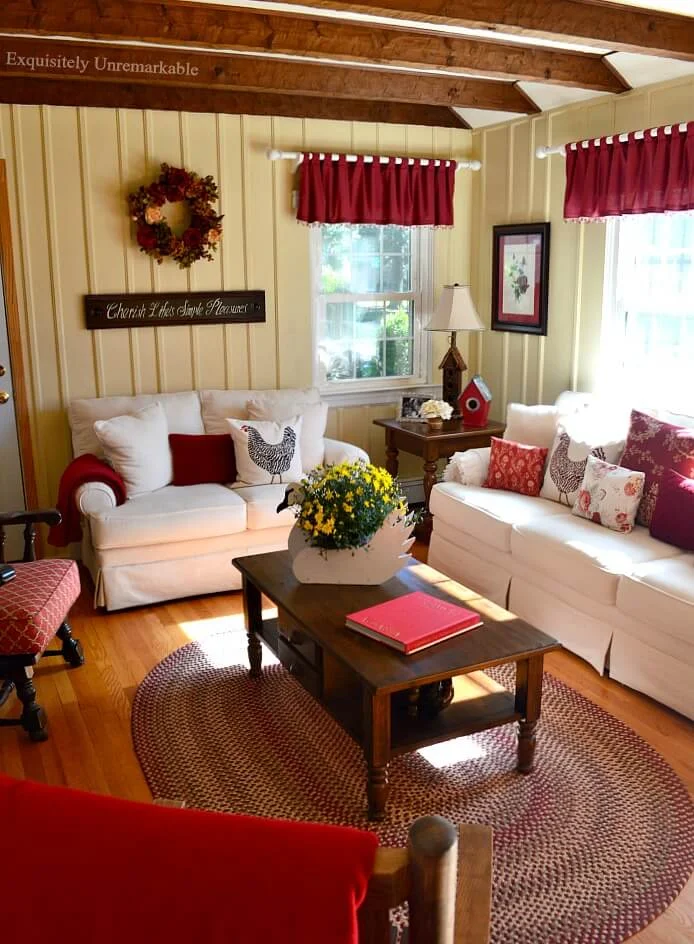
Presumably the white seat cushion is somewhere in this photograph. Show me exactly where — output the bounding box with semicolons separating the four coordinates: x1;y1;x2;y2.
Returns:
233;484;296;530
510;516;682;606
430;482;567;553
616;555;694;645
90;484;247;549
69;391;203;458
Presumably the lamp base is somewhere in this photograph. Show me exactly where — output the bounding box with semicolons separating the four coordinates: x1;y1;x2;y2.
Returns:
438;332;467;411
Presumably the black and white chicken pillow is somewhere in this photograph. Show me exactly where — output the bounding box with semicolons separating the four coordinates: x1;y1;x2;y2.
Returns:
227;417;304;485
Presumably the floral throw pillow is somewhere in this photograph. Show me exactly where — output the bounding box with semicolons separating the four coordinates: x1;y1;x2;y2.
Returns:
484;437;548;497
619;410;694;527
572;456;645;533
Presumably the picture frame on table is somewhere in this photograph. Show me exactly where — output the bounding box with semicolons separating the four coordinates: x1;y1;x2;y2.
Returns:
398;394;429;421
491;223;550;336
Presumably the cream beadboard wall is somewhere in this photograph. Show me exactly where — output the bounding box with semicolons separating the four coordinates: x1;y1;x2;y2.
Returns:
0;104;472;511
470;74;694;416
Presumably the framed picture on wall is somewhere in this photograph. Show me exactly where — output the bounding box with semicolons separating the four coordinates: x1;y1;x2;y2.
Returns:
491;223;550;335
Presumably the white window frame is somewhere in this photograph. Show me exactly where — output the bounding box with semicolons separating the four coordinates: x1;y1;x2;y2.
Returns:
310;225;433;398
600;215;694;415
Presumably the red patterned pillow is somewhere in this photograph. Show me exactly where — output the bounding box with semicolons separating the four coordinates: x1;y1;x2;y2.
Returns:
169;434;236;486
485;437;548;497
619;410;694;526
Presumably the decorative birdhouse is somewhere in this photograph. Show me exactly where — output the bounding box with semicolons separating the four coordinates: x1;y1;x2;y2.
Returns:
438;345;466;411
458;376;492;428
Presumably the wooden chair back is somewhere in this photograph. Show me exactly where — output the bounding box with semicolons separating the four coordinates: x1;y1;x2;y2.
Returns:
359;815;492;944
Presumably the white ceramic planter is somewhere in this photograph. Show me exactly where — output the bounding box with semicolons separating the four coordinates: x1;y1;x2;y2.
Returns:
287;511;415;585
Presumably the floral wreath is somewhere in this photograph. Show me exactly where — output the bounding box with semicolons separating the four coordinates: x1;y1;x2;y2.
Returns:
127;163;223;268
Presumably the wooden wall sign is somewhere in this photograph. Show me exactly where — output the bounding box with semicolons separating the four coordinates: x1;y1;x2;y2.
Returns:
84;291;266;330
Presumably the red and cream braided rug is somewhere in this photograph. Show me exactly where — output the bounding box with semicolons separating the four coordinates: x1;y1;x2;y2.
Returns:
132;632;693;944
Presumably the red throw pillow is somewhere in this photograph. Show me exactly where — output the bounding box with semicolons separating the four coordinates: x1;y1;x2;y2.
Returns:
649;469;694;551
485;437;548;497
169;434;236;486
619;410;694;526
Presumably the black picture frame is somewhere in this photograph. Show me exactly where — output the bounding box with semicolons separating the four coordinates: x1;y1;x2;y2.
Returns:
491;223;550;336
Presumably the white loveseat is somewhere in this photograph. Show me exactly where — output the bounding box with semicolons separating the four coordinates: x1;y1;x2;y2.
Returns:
68;388;368;611
428;395;694;720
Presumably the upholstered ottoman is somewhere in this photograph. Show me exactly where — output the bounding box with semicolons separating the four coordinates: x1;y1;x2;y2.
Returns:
0;559;83;741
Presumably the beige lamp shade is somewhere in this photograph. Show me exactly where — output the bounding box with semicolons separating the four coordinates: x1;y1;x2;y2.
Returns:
426;284;485;332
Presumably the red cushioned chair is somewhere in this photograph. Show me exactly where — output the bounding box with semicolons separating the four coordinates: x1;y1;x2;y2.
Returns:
0;509;83;741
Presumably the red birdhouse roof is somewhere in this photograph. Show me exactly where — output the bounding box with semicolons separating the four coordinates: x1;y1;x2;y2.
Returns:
462;375;492;402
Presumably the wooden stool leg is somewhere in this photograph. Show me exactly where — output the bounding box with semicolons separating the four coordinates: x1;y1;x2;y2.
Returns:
0;679;15;708
12;666;48;742
56;621;85;668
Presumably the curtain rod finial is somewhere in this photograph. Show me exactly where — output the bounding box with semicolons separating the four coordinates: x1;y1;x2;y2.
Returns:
266;148;282;161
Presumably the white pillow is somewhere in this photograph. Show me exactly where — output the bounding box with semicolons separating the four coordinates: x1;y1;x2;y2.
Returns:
93;403;172;498
504;404;563;449
247;399;328;472
540;426;625;507
228;417;303;486
572;456;645;533
443;448;491;487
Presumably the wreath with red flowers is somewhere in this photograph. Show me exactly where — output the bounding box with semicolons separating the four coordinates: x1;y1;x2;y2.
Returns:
127;163;223;269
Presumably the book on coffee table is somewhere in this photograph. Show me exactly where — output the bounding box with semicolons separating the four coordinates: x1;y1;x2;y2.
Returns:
345;591;483;655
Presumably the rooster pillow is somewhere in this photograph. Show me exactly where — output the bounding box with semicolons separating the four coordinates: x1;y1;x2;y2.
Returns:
227;417;303;486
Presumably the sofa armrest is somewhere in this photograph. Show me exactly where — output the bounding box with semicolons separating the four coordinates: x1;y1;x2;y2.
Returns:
323;438;369;466
443;447;491;487
76;482;118;516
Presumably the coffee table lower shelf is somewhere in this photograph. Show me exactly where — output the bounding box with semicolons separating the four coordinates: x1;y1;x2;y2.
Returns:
249;614;532;819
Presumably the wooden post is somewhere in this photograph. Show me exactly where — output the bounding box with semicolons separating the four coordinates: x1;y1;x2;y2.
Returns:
408;814;459;943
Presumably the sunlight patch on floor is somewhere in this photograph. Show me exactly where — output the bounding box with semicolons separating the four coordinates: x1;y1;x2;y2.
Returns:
178;608;280;668
177;606;278;641
418;736;487;769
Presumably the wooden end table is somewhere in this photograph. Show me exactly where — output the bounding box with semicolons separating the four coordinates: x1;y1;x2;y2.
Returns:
234;551;559;821
373;417;505;541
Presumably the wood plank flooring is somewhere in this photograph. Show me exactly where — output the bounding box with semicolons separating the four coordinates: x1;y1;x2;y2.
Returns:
1;562;692;942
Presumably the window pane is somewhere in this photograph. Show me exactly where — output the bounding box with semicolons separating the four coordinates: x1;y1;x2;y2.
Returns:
383;226;411;254
320;225;352;293
320;340;355;382
352;224;381;254
385;339;413;377
382;253;411;293
355;339;383;378
355;301;385;340
324;302;354;340
385;301;413;338
352;255;381;293
610;214;694;413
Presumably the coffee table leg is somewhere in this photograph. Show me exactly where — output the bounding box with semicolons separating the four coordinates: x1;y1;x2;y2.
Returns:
242;575;263;678
515;654;544;773
363;687;391;821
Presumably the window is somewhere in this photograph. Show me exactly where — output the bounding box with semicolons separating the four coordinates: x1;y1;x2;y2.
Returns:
313;224;432;392
603;213;694;414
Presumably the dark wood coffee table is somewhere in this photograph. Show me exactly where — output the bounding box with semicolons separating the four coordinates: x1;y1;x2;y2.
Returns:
234;552;559;820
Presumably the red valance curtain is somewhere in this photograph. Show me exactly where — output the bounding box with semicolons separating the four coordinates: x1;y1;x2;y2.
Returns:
297;153;456;226
564;123;694;220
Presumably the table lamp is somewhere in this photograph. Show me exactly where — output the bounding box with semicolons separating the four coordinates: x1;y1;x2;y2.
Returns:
426;284;485;411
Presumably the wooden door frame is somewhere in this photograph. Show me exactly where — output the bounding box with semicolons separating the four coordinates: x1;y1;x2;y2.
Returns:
0;158;39;512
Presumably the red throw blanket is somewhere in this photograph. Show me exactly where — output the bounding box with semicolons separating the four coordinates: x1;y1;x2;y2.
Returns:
49;454;126;546
1;774;378;944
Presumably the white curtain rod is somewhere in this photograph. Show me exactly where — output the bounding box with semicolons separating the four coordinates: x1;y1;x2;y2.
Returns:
266;148;482;171
535;122;690;159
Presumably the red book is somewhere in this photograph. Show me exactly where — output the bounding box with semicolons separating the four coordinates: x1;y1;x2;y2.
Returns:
345;591;483;655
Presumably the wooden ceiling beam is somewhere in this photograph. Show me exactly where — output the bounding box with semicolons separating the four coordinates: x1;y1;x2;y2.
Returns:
0;0;628;92
257;0;694;60
0;76;469;128
0;37;538;112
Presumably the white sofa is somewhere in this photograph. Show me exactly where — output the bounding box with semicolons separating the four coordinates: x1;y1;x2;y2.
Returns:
428;395;694;720
68;388;368;611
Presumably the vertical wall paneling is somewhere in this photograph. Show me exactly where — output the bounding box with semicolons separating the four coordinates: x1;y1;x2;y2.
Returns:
0;103;477;514
472;74;694;409
218;113;250;390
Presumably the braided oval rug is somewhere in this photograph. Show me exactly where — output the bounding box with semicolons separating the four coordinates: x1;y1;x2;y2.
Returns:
132;631;693;944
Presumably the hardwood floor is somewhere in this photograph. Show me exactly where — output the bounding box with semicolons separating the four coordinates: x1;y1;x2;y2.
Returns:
1;561;692;942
